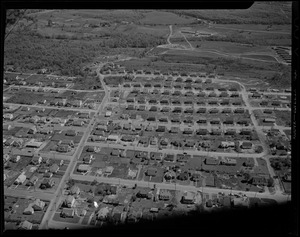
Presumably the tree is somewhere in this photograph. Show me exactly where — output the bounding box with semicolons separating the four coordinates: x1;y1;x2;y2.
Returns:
243;173;251;182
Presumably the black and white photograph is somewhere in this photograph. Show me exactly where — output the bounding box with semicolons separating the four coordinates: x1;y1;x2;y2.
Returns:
2;2;296;236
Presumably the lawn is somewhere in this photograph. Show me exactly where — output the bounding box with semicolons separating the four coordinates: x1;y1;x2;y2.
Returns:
5;197;49;224
274;110;291;126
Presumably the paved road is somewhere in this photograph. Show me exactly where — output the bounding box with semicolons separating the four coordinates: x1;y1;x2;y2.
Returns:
8;84;105;93
4;102;97;113
71;174;288;204
39;62;111;229
86;141;266;158
210;24;290;35
4;187;54;201
167;25;173;45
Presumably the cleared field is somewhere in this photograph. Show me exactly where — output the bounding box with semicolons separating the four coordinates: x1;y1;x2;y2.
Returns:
240;54;278;62
188;41;272;54
140;11;196;25
171;2;291;25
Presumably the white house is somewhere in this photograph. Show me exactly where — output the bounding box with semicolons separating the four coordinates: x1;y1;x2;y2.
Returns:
3;114;13;120
14;174;26;185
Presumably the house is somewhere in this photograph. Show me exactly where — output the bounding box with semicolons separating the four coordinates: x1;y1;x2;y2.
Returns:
70;186;80;195
60;139;74;147
220;141;235;148
196;129;208;135
97;207;110;220
241;142;253;149
3;124;12;130
14;174;26;185
72;100;83;107
107;135;119;142
3;113;14;120
40;178;55;189
234;108;245;114
23;206;34;215
205;157;219;165
105;111;112;117
220;196;232;208
210;118;221;124
61;208;75;218
164;170;176;180
146;168;157;176
25;140;43;148
31;156;43;165
250;175;268;186
233;197;250;208
31;199;45;211
211;129;222;135
220;157;237;165
164;154;175;162
19;220;33;230
181;191;195;204
64;195;76;208
263;118;276;123
26;176;38;186
65;130;77;136
205;175;215;187
137;189;152;199
3;154;10;162
105;166;114;175
40;129;52;135
224;118;234;125
77;112;90;119
49;163;59;173
77;164;91;172
11;155;21;163
57;145;71;153
240;129;252;135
